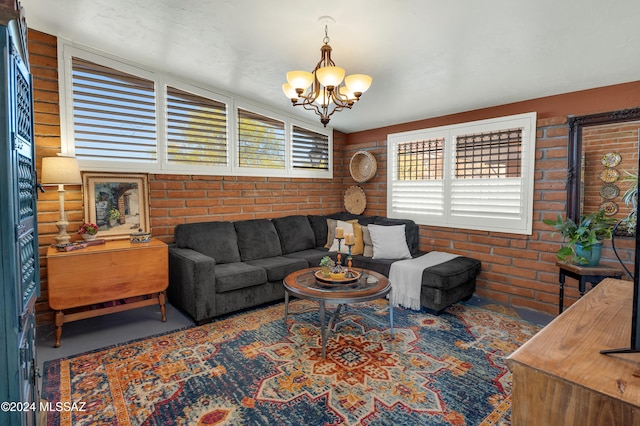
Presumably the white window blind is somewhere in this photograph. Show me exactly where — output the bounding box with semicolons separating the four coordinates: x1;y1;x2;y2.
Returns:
166;86;228;166
60;41;332;177
71;57;157;162
292;125;329;170
388;112;537;235
237;108;285;169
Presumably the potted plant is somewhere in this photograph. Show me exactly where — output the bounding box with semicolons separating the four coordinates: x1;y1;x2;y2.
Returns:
77;222;99;241
543;210;616;266
319;256;335;277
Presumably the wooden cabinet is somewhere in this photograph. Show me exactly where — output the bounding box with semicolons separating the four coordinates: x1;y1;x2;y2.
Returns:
507;278;640;425
46;238;168;347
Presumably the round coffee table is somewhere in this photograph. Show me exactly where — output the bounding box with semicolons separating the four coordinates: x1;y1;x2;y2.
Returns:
283;268;394;358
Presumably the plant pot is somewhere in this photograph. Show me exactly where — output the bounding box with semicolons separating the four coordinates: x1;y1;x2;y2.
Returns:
321;266;332;278
574;242;603;266
82;233;97;241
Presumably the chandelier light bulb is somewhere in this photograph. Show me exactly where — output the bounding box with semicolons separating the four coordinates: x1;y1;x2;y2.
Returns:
316;66;345;89
338;86;356;103
344;74;373;96
315;89;334;107
286;71;314;93
282;83;299;99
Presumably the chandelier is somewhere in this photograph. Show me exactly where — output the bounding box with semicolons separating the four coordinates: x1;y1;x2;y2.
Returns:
282;16;372;127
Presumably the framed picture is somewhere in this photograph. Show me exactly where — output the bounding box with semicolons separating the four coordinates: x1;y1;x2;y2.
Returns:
82;172;150;240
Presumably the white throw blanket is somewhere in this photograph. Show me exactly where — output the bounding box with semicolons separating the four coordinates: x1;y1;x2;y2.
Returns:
388;251;460;310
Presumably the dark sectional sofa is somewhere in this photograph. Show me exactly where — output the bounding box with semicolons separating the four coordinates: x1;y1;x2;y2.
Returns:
168;212;481;323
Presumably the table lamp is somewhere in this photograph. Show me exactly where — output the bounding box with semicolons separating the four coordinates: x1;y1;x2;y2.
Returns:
41;156;82;244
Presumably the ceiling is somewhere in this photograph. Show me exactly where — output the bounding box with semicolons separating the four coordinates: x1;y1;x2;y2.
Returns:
22;0;640;134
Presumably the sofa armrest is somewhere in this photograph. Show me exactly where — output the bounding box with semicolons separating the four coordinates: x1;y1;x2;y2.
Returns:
168;246;217;322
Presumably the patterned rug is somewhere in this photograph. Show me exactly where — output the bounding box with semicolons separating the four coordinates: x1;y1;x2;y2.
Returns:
41;300;540;425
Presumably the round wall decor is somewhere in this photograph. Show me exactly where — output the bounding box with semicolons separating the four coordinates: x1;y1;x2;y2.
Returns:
599;168;620;183
599;184;620;200
344;185;367;214
600;201;619;216
349;151;377;183
601;152;621;168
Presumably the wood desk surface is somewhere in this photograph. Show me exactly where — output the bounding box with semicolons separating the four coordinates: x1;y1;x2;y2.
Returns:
555;260;623;276
46;238;166;258
508;278;640;407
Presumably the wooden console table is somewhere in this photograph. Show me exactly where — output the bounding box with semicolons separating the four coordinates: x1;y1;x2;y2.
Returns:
556;260;623;313
46;238;168;347
507;278;640;425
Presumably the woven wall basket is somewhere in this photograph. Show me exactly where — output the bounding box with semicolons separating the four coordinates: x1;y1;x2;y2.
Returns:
349;151;377;183
344;185;367;214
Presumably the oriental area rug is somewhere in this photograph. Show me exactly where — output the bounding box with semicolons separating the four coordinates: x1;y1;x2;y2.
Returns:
41;299;540;425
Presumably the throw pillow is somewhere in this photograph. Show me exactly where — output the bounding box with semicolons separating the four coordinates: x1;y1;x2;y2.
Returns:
351;222;365;255
361;225;374;257
368;224;412;259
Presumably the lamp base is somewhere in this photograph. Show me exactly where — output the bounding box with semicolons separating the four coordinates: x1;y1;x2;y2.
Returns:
54;219;71;245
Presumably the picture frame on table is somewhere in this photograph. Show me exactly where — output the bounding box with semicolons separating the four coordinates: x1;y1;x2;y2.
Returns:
82;172;150;240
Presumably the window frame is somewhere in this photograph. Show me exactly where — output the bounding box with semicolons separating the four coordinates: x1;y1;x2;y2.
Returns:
387;112;537;235
58;39;332;179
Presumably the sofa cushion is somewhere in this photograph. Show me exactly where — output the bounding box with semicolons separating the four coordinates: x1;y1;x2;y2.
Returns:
307;215;329;247
174;221;241;264
272;215;316;254
421;257;482;290
374;217;420;255
234;219;282;261
215;262;267;293
284;248;332;267
246;256;308;281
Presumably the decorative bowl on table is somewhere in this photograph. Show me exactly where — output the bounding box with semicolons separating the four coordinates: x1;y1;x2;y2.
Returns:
130;231;151;243
314;270;360;285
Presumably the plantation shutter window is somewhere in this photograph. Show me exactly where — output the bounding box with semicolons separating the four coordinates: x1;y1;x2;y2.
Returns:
292;125;329;170
387;113;536;235
71;57;157;162
166;86;228;166
391;138;445;217
237;108;285;169
450;128;524;223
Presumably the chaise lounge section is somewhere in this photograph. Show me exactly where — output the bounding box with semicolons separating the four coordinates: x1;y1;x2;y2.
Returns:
168;213;481;323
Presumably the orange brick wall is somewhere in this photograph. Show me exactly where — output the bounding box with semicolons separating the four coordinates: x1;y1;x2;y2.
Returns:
30;28;639;324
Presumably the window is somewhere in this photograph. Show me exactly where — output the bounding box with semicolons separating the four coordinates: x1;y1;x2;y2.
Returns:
238;108;285;170
292;126;330;171
70;58;157;163
166;86;228;166
388;112;537;234
58;41;332;178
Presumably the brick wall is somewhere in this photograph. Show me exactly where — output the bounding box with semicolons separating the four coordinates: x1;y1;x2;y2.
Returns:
582;122;639;219
345;109;639;316
30;28;639;324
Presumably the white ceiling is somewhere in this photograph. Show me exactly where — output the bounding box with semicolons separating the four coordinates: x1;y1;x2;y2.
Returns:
22;0;640;133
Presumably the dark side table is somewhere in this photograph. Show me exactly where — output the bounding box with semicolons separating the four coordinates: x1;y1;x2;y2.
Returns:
556;261;623;314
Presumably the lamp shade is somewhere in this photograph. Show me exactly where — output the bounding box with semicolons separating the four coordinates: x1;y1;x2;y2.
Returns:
316;66;345;88
345;74;373;95
286;71;314;91
41;156;82;185
282;83;299;99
